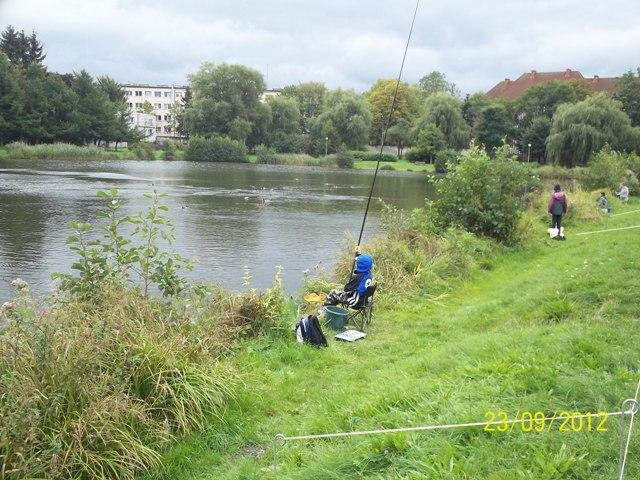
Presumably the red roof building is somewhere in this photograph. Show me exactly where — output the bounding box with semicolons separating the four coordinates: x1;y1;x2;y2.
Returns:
486;69;618;100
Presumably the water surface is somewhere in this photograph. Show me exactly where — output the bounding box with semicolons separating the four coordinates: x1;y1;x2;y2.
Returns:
0;159;432;300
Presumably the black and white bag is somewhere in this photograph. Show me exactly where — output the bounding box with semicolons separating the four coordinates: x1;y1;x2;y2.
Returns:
295;315;328;347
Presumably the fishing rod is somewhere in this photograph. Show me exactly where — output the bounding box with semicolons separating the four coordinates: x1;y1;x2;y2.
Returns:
355;0;421;250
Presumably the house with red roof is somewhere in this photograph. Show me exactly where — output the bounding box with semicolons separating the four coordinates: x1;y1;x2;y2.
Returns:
486;69;618;100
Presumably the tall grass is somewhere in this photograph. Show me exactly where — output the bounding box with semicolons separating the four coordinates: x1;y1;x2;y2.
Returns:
0;276;287;479
257;151;338;167
5;142;117;160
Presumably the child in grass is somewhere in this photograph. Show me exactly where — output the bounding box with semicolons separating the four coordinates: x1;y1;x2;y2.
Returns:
597;192;612;214
324;247;374;309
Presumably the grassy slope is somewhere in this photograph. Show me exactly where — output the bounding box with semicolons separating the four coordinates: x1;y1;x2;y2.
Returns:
149;204;640;479
354;159;435;173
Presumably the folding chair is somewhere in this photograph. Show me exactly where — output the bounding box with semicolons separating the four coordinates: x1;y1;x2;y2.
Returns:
346;283;376;330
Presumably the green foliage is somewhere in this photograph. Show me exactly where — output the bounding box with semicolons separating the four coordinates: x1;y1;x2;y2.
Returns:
270;132;310;153
614;69;640;126
434;148;458;173
183;63;267;148
309;89;371;154
0;25;46;68
432;144;539;242
521;116;552;163
162;140;179;160
461;92;492;129
386;118;412;156
407;123;445;163
280;82;327;133
268;95;300;135
52;189;195;299
255;147;336;167
514;81;578;128
546;93;640;167
255;144;278;164
0;286;235;480
366;79;419;144
185;135;247;162
132;141;157;160
416;70;460;97
5;141;111;159
349;150;397;162
474;104;512;153
582;147;639;193
415;93;469;149
335;149;354;169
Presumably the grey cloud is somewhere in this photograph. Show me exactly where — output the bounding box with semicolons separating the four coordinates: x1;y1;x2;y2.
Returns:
0;0;638;94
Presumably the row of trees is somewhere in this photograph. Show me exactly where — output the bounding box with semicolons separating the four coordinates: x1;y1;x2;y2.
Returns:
178;62;640;168
0;26;139;147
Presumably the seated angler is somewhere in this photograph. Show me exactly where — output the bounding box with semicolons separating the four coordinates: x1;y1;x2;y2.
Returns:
324;247;374;309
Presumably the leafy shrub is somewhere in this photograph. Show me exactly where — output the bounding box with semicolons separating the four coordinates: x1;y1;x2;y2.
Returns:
349;150;397;162
403;148;423;163
336;150;354;169
537;164;579;182
52;189;195;299
431;144;539;243
380;164;395;171
271;132;310;153
162;140;178;160
185;135;247;163
256;144;278;164
582;147;639;193
131;142;156;160
434;148;458;173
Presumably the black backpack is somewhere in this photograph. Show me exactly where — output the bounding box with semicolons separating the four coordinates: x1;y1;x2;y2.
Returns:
295;315;328;347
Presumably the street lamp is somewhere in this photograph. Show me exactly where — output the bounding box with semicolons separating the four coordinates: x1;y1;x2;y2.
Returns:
325;136;328;156
527;143;532;163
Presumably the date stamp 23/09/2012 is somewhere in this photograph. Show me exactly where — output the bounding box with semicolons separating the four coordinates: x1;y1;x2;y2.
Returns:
484;411;609;433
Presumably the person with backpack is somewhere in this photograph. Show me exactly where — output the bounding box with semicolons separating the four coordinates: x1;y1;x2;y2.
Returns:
324;247;374;309
547;184;567;240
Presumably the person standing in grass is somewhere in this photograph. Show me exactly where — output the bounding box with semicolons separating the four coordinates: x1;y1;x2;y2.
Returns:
616;183;629;202
597;192;612;214
548;184;567;240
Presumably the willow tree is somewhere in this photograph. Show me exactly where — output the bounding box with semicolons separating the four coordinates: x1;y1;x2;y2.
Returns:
546;93;640;167
414;93;469;150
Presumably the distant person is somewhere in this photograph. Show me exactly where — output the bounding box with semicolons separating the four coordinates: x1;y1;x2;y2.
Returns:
324;247;374;309
547;184;567;240
616;183;629;202
597;192;612;214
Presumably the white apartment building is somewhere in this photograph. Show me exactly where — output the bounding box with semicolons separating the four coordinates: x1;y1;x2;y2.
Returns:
122;83;187;142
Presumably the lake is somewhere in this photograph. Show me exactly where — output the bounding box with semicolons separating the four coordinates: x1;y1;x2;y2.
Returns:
0;159;432;301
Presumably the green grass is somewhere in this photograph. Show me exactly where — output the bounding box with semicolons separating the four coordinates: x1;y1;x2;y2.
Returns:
0;146;7;158
145;200;640;479
354;159;435;173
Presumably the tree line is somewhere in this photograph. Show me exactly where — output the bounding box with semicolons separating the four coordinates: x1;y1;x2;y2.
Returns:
0;26;139;147
2;24;640;167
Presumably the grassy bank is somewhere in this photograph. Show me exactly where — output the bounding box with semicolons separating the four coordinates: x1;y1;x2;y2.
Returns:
145;199;640;479
0;142;181;161
354;158;435;173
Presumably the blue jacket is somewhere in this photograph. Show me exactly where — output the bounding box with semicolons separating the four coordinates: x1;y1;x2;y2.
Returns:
345;254;373;295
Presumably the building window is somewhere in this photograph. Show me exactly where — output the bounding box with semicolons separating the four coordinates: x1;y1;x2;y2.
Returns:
164;104;171;109
156;115;162;121
145;91;152;97
125;90;132;96
155;91;162;97
175;92;182;98
154;103;162;109
128;102;133;108
164;91;171;97
135;103;143;108
135;90;142;96
156;126;162;132
164;126;172;133
164;114;171;121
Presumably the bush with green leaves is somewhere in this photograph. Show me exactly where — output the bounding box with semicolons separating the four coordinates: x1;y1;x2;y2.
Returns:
131;142;156;160
255;144;279;164
185;135;247;162
434;148;458;173
336;150;355;169
431;144;539;243
52;189;195;299
582;147;639;193
349;150;397;162
162;139;179;160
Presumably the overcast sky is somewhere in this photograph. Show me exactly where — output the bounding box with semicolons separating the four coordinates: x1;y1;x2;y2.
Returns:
1;0;638;95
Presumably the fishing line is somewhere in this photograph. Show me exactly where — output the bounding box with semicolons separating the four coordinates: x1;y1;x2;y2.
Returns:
355;0;421;248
